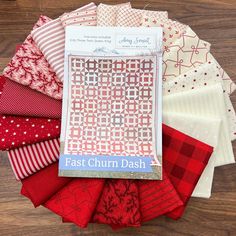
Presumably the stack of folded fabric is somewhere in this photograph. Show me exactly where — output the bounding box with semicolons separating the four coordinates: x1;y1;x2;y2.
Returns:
0;2;235;229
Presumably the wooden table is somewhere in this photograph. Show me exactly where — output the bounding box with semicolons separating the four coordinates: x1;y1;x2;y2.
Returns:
0;0;236;235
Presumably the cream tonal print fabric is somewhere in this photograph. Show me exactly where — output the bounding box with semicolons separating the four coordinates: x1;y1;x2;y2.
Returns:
163;83;235;167
163;62;236;141
163;112;221;198
60;8;97;27
140;15;187;47
97;2;131;26
116;6;168;27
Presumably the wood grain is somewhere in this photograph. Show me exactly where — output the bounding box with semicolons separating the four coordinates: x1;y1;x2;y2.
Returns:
0;0;236;235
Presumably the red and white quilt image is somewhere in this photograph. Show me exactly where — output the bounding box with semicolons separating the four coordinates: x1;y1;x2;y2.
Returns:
64;56;160;162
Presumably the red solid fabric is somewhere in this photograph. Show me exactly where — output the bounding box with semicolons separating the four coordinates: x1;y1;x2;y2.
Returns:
162;124;213;219
0;115;60;150
92;179;141;228
0;75;62;118
21;162;71;207
44;178;105;228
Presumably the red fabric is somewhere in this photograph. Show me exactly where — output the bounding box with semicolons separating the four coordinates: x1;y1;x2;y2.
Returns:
0;115;60;150
20;124;213;228
0;75;62;118
138;171;183;222
92;179;141;228
162;124;213;219
21;162;71;207
44;178;104;228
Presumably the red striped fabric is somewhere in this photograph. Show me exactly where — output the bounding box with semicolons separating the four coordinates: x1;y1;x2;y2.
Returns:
31;2;97;81
8;138;60;180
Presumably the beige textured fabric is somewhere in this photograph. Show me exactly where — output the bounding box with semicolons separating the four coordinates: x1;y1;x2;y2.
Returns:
163;83;235;167
163;62;236;141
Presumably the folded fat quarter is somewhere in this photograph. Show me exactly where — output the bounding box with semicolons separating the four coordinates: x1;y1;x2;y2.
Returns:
0;115;60;150
92;179;141;228
138;170;183;222
163;26;211;82
162;124;213;219
140;15;187;47
31;3;97;81
60;7;97;27
97;2;131;26
162;26;236;95
8;138;60;180
21;162;71;207
163;84;235;167
163;61;236;141
44;178;104;228
2;16;63;99
116;7;168;27
163;112;221;198
0;75;62;118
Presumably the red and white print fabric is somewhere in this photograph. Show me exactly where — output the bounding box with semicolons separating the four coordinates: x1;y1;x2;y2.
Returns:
3;16;63;99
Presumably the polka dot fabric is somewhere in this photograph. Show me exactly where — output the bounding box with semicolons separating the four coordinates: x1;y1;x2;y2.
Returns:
0;115;60;150
60;7;97;27
0;75;62;118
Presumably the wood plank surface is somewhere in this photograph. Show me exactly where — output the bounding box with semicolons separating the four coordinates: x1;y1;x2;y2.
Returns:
0;0;236;235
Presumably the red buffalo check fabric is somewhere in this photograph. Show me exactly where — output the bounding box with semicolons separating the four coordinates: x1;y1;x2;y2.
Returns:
0;115;60;150
162;124;213;219
0;75;62;118
3;16;63;99
92;179;141;228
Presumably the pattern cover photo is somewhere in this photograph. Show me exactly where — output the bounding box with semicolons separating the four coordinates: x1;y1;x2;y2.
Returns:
59;26;163;179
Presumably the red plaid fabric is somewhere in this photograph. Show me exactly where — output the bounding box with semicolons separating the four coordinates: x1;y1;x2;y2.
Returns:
162;124;213;219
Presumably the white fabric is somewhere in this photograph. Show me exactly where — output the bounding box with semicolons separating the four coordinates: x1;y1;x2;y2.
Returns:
163;62;236;141
163;83;235;167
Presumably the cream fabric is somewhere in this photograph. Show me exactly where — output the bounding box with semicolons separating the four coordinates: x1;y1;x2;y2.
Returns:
163;83;235;167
